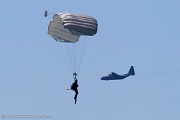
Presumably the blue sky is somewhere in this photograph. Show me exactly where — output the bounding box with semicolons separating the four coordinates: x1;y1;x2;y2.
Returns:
0;0;180;120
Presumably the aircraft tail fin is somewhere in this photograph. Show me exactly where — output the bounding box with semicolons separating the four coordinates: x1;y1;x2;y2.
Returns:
128;66;135;75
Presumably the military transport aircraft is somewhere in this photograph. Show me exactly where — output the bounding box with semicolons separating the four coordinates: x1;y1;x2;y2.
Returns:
101;66;135;81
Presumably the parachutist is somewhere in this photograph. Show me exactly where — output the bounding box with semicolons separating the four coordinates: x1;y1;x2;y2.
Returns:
70;78;79;104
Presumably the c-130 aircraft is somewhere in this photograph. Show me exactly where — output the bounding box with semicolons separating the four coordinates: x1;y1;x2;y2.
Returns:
101;66;135;81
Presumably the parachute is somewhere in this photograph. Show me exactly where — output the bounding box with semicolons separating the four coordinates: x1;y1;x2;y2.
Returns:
46;11;98;75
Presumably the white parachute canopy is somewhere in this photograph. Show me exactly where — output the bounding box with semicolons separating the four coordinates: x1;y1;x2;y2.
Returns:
48;12;98;43
47;11;98;75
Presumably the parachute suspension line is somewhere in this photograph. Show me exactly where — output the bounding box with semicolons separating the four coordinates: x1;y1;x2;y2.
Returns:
66;44;75;74
54;38;90;76
55;42;74;75
73;43;76;74
76;38;90;75
56;43;71;74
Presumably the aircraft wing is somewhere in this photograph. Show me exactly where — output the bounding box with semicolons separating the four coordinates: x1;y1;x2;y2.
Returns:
111;72;119;77
101;72;119;80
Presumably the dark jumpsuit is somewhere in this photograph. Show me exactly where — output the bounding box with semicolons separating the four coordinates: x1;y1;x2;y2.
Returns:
71;80;78;104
